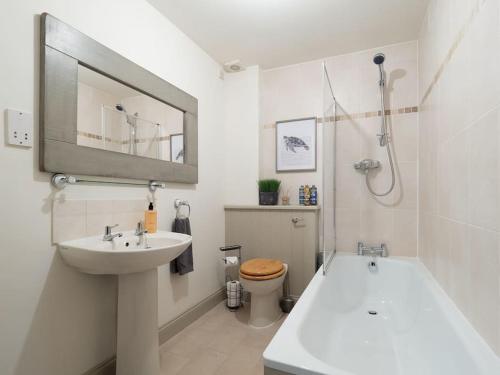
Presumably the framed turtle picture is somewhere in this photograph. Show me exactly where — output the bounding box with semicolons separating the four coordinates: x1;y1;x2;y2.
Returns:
276;117;317;172
170;133;184;163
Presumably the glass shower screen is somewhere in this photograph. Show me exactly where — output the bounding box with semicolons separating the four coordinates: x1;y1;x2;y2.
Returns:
321;62;336;274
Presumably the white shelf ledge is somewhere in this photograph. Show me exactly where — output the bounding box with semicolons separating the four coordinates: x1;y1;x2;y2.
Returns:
224;205;320;211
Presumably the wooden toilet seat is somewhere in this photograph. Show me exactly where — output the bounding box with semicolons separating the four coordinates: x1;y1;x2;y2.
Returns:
239;258;285;281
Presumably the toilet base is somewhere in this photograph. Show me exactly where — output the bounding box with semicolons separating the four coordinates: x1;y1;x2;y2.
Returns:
249;289;283;328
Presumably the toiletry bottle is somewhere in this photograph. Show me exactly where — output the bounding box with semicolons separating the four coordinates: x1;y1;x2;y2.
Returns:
311;185;317;205
145;202;157;233
299;185;305;205
304;185;310;206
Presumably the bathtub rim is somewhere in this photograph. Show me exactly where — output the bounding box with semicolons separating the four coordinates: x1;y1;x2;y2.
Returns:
263;252;500;375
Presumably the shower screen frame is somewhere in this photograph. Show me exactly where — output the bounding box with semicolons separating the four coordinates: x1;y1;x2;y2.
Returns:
321;62;337;275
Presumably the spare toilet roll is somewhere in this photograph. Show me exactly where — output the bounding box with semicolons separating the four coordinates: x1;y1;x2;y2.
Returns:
226;280;241;308
224;256;239;265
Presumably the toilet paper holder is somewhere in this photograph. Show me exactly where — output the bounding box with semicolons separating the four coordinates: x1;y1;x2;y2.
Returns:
220;245;244;310
219;244;242;264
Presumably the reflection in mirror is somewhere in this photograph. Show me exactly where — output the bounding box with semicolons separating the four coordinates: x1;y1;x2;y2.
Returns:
77;65;184;162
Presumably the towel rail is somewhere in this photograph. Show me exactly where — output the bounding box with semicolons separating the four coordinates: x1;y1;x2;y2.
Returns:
51;173;165;192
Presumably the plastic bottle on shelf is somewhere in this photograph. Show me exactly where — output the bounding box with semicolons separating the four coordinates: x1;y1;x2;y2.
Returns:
299;185;305;205
304;185;310;206
311;185;318;205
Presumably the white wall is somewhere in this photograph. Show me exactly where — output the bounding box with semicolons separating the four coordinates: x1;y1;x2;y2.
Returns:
260;41;419;256
0;1;229;374
223;66;260;205
418;0;500;355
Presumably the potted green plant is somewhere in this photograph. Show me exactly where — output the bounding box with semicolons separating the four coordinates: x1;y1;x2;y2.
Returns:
258;179;281;205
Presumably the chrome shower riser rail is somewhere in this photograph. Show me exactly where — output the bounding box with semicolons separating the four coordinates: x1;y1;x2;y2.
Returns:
51;173;166;192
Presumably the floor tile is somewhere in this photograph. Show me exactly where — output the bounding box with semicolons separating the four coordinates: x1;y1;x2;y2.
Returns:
160;302;286;375
160;351;190;375
175;348;228;375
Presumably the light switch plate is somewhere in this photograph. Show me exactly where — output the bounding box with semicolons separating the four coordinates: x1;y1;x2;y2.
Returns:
6;109;33;147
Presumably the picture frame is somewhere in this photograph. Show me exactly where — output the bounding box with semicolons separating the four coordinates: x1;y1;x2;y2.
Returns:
276;117;317;172
170;133;184;164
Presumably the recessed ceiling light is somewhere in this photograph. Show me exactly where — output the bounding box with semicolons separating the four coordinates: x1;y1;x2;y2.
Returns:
223;59;245;73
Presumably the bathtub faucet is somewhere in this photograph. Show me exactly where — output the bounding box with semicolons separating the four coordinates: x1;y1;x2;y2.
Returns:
357;242;388;257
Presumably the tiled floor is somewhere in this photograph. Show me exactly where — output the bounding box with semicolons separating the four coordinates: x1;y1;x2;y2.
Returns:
160;302;286;375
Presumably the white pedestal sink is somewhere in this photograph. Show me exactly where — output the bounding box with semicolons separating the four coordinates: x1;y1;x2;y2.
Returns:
59;231;192;375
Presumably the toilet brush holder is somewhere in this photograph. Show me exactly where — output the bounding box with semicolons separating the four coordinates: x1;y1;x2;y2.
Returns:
279;273;295;313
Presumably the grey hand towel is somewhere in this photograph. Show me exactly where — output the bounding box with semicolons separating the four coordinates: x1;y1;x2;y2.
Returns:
170;217;194;275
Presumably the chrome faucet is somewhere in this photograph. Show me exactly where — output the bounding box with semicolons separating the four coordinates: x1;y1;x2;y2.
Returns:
103;224;123;241
357;242;388;257
135;221;148;247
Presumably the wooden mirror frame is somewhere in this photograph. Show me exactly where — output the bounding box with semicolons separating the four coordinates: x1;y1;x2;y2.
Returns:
40;13;198;183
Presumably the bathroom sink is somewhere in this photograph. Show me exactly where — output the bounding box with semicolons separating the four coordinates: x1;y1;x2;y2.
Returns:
59;230;192;274
58;230;192;375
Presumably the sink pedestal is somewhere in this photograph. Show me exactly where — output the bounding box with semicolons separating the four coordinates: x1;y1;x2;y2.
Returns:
58;231;192;375
116;269;159;375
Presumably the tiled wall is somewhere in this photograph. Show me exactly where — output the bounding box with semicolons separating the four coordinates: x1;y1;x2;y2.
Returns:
418;0;500;355
260;41;419;256
52;199;148;244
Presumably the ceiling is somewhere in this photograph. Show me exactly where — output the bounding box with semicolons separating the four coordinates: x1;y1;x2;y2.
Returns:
147;0;428;69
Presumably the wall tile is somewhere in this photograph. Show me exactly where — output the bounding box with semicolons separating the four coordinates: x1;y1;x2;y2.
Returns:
467;109;499;232
435;217;451;294
360;209;394;249
53;199;147;243
335;208;360;253
111;200;146;231
52;200;86;243
359;117;388;162
419;213;436;273
468;0;500;124
336;163;361;210
419;0;500;356
392;113;418;163
468;225;500;353
86;200;113;237
324;55;361;114
448;132;468;222
392;209;417;257
448;221;471;316
336;119;362;165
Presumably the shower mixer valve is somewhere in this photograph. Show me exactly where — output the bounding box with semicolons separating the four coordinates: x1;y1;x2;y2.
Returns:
354;159;380;173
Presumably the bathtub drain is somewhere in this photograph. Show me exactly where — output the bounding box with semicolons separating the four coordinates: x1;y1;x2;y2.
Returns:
368;310;378;315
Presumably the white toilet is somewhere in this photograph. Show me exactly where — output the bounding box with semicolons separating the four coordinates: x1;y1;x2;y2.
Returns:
239;258;288;328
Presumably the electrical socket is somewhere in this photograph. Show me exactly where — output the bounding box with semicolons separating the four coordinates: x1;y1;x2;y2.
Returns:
6;109;33;148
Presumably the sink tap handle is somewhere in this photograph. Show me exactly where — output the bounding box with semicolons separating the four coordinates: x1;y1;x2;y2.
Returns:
105;224;119;235
103;224;122;241
135;221;147;236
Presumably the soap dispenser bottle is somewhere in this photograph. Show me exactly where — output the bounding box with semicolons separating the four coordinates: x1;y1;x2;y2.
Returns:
145;202;157;233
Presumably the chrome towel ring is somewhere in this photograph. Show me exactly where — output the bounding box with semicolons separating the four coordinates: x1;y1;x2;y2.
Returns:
174;199;190;219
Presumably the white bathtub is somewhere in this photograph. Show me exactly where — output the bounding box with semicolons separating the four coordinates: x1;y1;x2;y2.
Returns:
264;254;500;375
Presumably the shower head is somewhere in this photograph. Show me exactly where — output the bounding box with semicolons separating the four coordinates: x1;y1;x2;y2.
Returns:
373;53;385;65
115;103;137;128
115;104;126;113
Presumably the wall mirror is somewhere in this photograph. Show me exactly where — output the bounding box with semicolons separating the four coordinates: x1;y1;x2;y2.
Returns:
77;65;185;163
40;13;198;183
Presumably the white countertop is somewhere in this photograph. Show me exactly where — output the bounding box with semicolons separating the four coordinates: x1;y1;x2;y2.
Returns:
224;205;320;211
